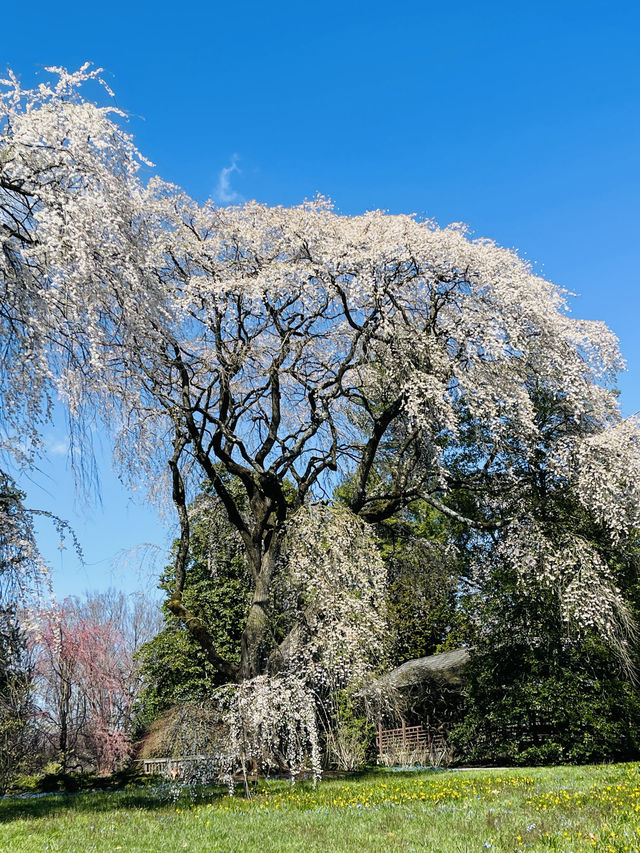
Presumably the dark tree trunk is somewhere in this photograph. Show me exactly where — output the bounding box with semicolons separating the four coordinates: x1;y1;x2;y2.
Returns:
58;674;71;771
240;547;278;680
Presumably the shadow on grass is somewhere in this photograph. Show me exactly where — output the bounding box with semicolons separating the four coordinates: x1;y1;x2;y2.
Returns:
0;785;228;823
0;766;447;824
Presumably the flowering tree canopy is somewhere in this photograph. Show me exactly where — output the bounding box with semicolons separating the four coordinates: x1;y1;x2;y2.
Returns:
2;67;639;684
31;591;157;773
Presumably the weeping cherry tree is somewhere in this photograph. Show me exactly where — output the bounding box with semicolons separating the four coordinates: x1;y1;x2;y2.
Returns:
2;67;639;716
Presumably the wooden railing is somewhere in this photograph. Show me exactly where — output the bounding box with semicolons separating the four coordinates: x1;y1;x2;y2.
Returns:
376;722;448;763
139;755;212;776
143;725;448;775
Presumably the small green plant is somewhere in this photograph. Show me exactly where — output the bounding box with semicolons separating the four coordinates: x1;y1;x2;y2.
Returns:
322;688;375;771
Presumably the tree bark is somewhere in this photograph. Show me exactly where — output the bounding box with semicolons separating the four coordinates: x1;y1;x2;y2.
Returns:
58;672;71;771
240;548;279;680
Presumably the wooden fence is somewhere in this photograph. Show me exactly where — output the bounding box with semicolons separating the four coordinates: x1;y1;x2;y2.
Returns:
142;724;449;775
376;722;448;764
140;755;211;776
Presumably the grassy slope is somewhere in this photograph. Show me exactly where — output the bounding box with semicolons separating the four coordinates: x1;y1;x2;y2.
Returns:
3;764;640;852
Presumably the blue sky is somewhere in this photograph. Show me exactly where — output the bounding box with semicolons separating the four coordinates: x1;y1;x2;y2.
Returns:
4;0;640;599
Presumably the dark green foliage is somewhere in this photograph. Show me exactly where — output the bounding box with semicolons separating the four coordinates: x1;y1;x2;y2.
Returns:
322;687;377;770
0;608;40;793
451;633;640;766
133;630;220;734
377;500;473;666
334;472;472;668
442;388;640;765
134;482;251;730
450;560;640;766
382;537;461;664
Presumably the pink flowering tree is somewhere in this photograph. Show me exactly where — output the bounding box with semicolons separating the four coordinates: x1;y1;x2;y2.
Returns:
31;594;144;773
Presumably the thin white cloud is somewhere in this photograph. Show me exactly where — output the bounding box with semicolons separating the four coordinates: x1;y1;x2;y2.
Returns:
214;154;243;204
48;439;68;456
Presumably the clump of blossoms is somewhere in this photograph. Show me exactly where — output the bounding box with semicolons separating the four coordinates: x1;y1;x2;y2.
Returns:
284;504;387;691
486;521;632;651
220;674;321;790
0;65;158;468
160;685;319;796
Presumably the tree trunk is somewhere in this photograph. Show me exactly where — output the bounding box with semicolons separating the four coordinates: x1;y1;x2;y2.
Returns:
59;674;71;771
240;548;278;680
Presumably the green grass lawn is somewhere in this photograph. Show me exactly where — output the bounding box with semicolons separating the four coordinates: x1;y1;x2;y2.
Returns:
3;764;640;852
